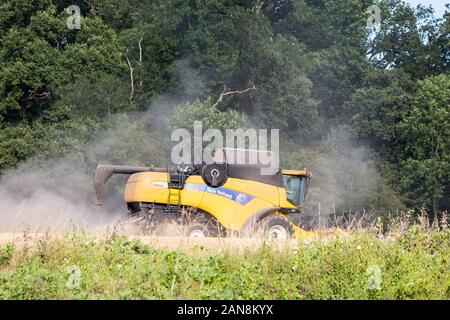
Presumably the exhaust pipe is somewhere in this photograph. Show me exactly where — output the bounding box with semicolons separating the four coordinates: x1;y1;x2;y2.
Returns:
94;164;166;205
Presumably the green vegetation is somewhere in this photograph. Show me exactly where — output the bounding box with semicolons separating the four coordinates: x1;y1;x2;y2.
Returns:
0;1;449;219
0;228;448;300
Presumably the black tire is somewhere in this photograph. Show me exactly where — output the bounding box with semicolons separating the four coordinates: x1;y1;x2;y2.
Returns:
187;223;211;238
201;163;228;188
262;216;295;240
113;213;151;235
186;214;225;238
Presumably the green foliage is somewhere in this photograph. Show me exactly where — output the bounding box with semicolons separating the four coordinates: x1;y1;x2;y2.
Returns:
250;35;322;139
274;0;372;121
60;75;132;119
398;74;450;213
171;98;249;132
348;72;449;215
0;106;95;170
367;0;447;79
117;0;191;101
0;244;14;267
0;231;448;299
0;0;124;123
347;69;416;163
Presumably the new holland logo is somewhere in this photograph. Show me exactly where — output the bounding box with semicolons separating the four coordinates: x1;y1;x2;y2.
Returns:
184;184;254;206
236;193;248;205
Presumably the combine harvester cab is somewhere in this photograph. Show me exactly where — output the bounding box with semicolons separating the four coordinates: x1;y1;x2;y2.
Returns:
94;148;315;240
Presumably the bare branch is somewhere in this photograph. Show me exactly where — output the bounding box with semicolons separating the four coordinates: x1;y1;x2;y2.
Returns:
138;38;143;88
252;1;264;14
212;85;256;109
138;38;143;63
22;90;51;103
125;48;134;104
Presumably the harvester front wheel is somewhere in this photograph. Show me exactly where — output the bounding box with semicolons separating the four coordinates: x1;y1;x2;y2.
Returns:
187;224;210;238
186;214;225;238
262;216;294;240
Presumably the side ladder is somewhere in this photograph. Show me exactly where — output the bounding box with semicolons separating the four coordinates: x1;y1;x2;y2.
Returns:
166;168;183;214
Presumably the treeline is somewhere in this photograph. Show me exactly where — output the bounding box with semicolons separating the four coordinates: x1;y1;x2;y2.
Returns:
0;0;448;220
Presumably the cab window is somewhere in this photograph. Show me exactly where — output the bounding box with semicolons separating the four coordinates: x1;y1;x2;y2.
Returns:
283;175;308;207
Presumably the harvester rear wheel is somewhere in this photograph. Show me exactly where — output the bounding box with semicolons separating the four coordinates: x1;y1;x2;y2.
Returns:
262;216;294;240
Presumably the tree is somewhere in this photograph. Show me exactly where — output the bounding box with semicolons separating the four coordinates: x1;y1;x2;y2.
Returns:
0;106;96;169
0;0;125;124
171;98;249;132
271;0;373;123
346;69;416;164
118;0;191;104
398;74;450;222
367;0;447;79
119;0;322;139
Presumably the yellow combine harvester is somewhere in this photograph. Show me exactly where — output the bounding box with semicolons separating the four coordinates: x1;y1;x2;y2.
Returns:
94;149;313;239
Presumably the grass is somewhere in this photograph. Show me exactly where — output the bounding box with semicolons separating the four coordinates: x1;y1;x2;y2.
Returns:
0;225;449;300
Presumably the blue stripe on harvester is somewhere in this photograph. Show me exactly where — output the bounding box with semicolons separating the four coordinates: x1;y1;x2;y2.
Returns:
184;184;254;206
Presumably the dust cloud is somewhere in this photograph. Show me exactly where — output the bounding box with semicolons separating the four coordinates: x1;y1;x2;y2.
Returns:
0;65;205;233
